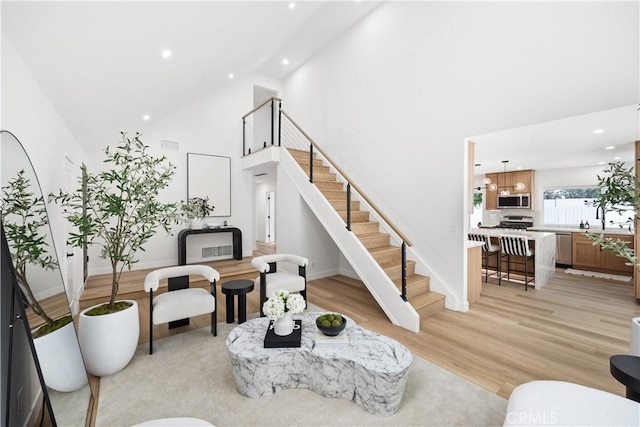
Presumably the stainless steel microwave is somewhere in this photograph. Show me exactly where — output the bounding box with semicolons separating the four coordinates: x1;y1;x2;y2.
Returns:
497;193;530;209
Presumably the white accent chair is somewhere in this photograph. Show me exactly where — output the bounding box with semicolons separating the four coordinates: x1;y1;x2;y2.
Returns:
504;380;640;426
144;265;220;354
251;254;308;317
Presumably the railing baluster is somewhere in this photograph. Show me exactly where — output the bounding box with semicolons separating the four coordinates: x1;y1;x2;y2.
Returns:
270;99;274;146
346;183;352;231
401;242;407;301
278;101;282;147
242;118;246;156
309;145;314;183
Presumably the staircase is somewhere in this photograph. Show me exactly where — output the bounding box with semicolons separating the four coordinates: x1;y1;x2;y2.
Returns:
287;148;445;319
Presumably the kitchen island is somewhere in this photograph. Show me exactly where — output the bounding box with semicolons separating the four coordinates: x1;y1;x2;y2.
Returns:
469;228;556;289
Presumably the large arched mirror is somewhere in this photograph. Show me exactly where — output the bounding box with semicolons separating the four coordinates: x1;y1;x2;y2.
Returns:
1;130;94;426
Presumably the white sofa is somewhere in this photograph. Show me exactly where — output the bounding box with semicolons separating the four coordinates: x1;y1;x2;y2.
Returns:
504;380;640;426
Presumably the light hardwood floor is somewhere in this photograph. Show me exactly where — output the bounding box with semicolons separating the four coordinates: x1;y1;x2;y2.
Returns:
80;247;640;407
308;270;640;399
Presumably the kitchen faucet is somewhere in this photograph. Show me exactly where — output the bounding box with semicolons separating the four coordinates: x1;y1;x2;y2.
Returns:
595;205;606;230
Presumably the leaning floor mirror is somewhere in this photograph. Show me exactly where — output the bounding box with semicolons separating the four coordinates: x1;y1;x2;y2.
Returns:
1;130;94;426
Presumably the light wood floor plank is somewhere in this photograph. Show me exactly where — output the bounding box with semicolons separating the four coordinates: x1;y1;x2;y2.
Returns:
80;247;640;409
305;269;640;400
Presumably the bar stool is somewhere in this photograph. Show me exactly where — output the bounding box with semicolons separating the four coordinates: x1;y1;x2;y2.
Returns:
499;234;535;290
468;233;501;282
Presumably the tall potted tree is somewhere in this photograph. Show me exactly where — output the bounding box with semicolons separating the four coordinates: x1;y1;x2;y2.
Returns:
2;170;88;392
588;161;638;266
52;132;184;376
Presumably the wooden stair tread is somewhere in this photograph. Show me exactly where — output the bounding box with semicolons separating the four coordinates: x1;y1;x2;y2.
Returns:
356;231;390;239
380;259;416;269
410;291;445;309
368;245;401;254
392;274;429;289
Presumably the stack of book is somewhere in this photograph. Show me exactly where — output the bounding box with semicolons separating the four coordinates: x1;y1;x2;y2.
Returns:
314;326;349;346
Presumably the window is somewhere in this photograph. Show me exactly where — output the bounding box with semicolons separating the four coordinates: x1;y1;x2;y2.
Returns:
543;188;634;229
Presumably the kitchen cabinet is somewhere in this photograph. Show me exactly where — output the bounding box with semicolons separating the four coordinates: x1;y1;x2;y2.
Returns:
483;170;534;210
572;232;634;274
485;173;499;210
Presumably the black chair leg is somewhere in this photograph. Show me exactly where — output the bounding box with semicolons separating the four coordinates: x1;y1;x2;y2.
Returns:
149;291;154;355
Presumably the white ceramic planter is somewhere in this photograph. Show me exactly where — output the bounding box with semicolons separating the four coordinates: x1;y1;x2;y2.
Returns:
33;320;89;392
274;312;294;336
78;300;139;377
190;219;203;230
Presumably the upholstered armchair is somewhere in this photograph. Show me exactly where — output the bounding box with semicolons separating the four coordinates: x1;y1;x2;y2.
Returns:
251;254;308;317
143;265;220;354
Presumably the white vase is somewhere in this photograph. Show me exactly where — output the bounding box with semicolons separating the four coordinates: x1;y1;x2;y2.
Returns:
78;300;139;377
190;219;203;230
33;320;88;392
274;312;294;336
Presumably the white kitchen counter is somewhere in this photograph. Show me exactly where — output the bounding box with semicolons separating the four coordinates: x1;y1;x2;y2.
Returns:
469;228;556;289
467;240;485;249
529;226;633;236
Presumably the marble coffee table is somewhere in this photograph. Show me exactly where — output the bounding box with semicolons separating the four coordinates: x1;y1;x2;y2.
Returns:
226;311;412;415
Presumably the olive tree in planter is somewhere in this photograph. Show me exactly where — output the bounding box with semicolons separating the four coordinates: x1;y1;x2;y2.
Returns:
52;132;184;376
2;170;87;392
588;161;639;267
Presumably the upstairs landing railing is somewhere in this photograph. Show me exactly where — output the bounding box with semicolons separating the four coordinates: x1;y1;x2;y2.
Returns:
242;98;411;301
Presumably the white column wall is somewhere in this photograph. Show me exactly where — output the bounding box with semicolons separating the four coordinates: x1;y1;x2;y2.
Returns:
283;2;638;309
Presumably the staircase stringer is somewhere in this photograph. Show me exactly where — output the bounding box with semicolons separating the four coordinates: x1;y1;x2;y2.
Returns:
279;149;420;332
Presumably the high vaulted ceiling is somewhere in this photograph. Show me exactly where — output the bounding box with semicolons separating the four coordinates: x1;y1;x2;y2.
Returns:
2;1;381;151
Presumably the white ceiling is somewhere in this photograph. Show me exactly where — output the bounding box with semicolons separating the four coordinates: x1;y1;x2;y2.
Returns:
2;1;638;172
1;1;381;151
472;105;639;176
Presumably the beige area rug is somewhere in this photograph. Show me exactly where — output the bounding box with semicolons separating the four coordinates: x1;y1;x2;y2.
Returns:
565;268;631;282
96;311;507;427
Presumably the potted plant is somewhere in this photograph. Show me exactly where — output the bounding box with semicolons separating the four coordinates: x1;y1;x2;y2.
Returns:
588;161;638;267
1;169;88;392
184;196;214;229
51;132;184;376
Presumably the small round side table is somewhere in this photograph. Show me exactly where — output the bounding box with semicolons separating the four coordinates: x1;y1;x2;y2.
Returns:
221;279;254;324
610;354;640;403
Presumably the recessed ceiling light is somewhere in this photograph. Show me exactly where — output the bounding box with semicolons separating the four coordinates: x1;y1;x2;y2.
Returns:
161;49;172;59
598;161;605;165
614;156;621;160
228;73;234;79
142;115;150;121
288;2;295;9
282;58;289;65
516;166;523;170
593;129;605;134
605;146;615;150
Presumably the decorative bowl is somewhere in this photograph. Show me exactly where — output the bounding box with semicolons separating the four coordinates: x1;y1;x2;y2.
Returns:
315;314;347;336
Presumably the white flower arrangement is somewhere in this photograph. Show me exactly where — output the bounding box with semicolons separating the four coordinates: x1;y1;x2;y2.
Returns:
262;289;306;321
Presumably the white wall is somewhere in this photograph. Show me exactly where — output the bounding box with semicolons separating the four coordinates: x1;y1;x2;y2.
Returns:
83;73;283;274
283;2;638;307
275;166;341;280
2;37;88;300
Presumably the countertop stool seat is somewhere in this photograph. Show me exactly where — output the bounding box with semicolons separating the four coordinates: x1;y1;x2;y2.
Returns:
222;279;254;324
499;234;535;290
468;233;501;282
